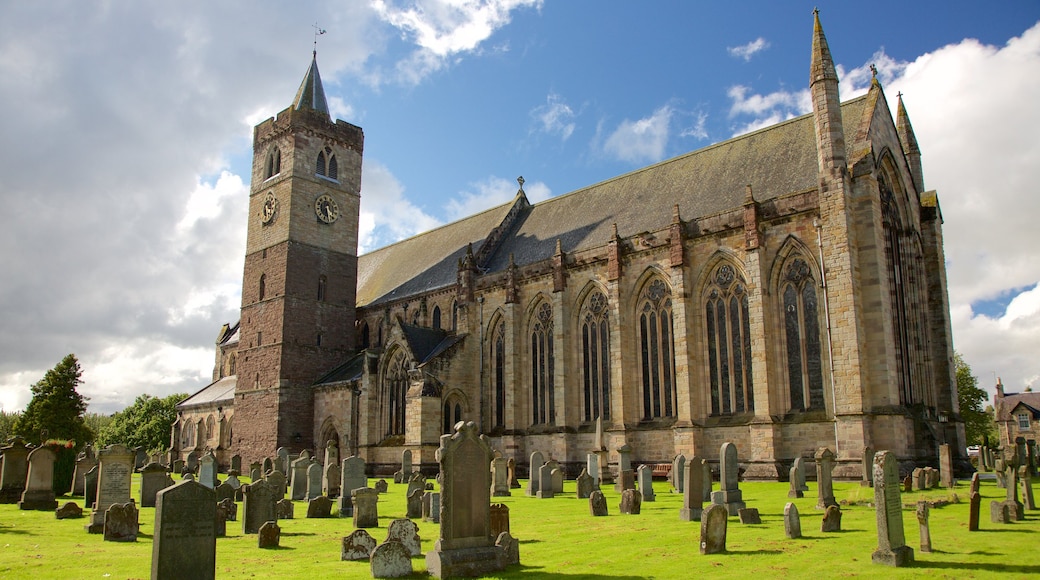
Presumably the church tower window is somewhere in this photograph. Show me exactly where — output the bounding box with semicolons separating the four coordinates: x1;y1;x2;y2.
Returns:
705;264;754;415
530;302;555;425
491;321;506;428
385;349;409;437
264;147;281;179
638;278;676;419
316;146;338;180
258;274;266;301
317;275;327;301
782;258;825;411
581;291;611;422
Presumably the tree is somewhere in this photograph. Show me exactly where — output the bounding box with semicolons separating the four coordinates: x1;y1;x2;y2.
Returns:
83;412;114;443
97;393;186;454
956;352;994;446
0;409;20;442
13;354;92;449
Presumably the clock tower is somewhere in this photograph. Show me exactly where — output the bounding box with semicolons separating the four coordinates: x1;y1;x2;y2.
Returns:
233;53;363;461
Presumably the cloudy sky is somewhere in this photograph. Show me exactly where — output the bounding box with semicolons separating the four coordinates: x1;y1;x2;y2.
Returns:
1;1;1038;414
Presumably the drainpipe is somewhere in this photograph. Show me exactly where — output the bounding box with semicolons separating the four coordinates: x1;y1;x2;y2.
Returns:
478;296;485;431
815;218;840;455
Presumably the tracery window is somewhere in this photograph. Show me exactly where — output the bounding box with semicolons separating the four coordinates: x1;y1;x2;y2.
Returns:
316;146;338;180
432;306;442;330
491;321;506;428
264;147;281;179
385;349;409;436
180;420;195;449
530;302;555;425
196;419;207;448
443;397;463;434
580;291;611;422
705;264;753;415
638;279;676;419
782;258;825;411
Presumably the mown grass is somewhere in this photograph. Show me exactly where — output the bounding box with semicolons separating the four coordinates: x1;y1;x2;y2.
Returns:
0;473;1036;579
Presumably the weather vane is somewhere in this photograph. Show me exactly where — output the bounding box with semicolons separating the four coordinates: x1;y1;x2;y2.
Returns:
313;22;326;54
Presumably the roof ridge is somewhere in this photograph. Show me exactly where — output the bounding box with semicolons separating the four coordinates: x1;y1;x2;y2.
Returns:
360;196;516;258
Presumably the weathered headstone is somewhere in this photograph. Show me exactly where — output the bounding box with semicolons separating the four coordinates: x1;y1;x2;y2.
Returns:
615;469;635;493
903;474;912;493
219;497;237;521
699;503;728;555
619;488;642;514
637;464;655;502
589;489;608;516
262;457;274;476
0;438;31;504
916;501;932;553
990;500;1010;524
323;461;340;499
140;462;173;508
341;529;377;561
198;451;218;489
307;495;332;518
353;487;379;528
490;503;510;538
55;501;83;519
672;454;686;493
406;472;427;499
258;520;280;548
276;498;294;519
576;469;594;499
387;518;422;556
507;457;521;489
19;446;58;511
152;479;216;580
399;449;413;483
341;456;367;496
104;501;139;542
536;463;554;499
792;457;808;492
214;481;236;504
371;540;412;578
241;479;278;534
551;467;564;494
290;456;309;500
374;479;389;493
703;461;713;502
324;440;339;471
526;451;544;496
84;465;99;509
617;444;632;472
249;461;262;482
304;461;323;502
939;444;954;489
712;442;746;515
968;491;981;531
407;488;423;519
276;447;290;476
680;456;705;522
969;472;980;495
815;447;837;510
266;469;286;499
870;451;913;565
70;451;97;496
423;491;440;523
186;450;199;473
821;505;842;532
862;445;875;486
1020;466;1036;510
87;444;135;533
738;507;761;524
784;502;801;539
214;502;228;538
586;453;600;488
788;465;804;499
912;467;925;491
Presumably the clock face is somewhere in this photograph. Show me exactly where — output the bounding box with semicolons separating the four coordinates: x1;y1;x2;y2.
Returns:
315;194;339;224
261;193;279;224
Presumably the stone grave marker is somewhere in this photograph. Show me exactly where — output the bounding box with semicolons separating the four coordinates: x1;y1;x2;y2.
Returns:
266;469;286;499
134;447;148;469
821;505;842;532
526;451;544;496
214;501;228;537
926;467;940;489
230;454;241;474
70;450;97;496
55;501;83;519
140;462;173;508
738;507;761;524
241;479;278;534
637;464;655;502
423;491;440;523
307;495;333;518
990;500;1010;524
371;540;412;578
276;498;294;519
619;488;642;514
1020;466;1035;510
576;469;594;499
970;472;980;495
916;501;932;553
912;467;924;490
198;452;218;489
1029;440;1037;478
290;456;310;500
276;447;290;475
995;457;1006;488
589;490;608;516
672;454;686;493
324;440;339;471
712;442;746;515
616;469;636;494
788;465;804;498
262;457;274;476
88;444;134;533
902;474;912;493
219;497;237;521
784;503;801;539
152;479;216;580
84;465;99;509
586;453;600;488
305;461;323;502
406;472;427;499
862;445;875;487
871;450;913;566
703;461;713;502
699;504;728;555
792;457;808;493
680;456;705;522
406;488;424;518
258;520;280;548
104;501;139;542
341;456;367;498
0;437;31;504
323;461;340;499
398;449;413;483
215;481;236;504
172;459;185;475
536;463;554;499
19;446;58;511
618;444;632;472
1016;436;1028;467
374;479;389;493
342;529;377;561
186;450;199;473
968;491;981;531
939;444;954;488
551;467;564;494
815;447;837;510
507;458;521;489
425;421;515;578
490;503;510;538
250;462;262;481
353;487;379;528
387;518;422;556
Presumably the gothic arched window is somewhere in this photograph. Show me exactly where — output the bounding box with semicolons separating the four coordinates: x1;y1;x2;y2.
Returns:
581;291;611;422
530;302;555;425
638;278;676;419
258;274;266;301
265;147;281;179
705;264;754;415
360;321;370;349
443;396;464;434
491;321;506;428
196;419;206;448
385;349;409;437
782;258;825;411
316;146;338;180
318;275;327;301
432;306;442;330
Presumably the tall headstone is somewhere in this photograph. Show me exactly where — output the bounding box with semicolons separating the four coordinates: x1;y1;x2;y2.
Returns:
353;487;379;528
88;444;134;533
784;502;801;539
507;458;521;489
1004;465;1024;520
815;447;837;510
151;480;216;580
637;464;655;502
186;450;199;473
198;452;218;489
792;457;808;492
276;447;290;476
672;454;686;493
1020;466;1036;510
70;450;97;496
862;445;875;486
575;469;594;499
788;465;804;498
323;461;340;499
680;456;705;522
425;421;515;579
586;454;599;488
617;444;632;472
491;457;511;497
1016;436;1028;468
699;504;728;555
968;491;981;531
341;456;367;496
526;451;544;497
241;479;278;534
402;448;413;476
916;501;932;553
266;470;286;499
290;456;310;500
0;437;30;503
1028;439;1037;478
536;463;554;499
978;446;989;472
407;488;424;519
711;442;746;515
140;462;173;508
939;444;954;489
305;461;323;502
84;465;99;509
18;446;58;510
230;454;242;474
871;450;914;567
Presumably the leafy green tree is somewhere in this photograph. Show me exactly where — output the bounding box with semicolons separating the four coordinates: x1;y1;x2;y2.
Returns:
83;412;114;443
956;352;994;446
13;354;92;449
97;393;186;454
0;409;20;442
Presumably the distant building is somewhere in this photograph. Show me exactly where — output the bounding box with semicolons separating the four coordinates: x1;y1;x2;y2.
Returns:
174;12;961;480
992;378;1040;448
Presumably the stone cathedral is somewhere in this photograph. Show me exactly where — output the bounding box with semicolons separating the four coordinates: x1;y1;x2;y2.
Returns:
174;13;963;480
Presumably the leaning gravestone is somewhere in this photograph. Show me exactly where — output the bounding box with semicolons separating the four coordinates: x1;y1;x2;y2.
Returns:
589;490;608;516
198;451;218;489
821;505;842;532
307;495;332;518
637;464;655;502
353;487;379;528
712;442;746;515
407;488;424;519
526;451;544;496
152;479;216;580
576;469;594;499
700;504;728;555
104;501;139;542
784;502;801;539
788;465;804;499
672;454;686;493
872;450;913;566
371;540;412;578
425;421;515;578
19;446;58;510
140;462;173;508
342;529;377;561
70;450;97;496
792;457;809;493
84;465;99;509
88;444;135;533
0;437;31;504
815;447;838;509
862;445;875;487
241;479;278;534
386;518;422;556
680;456;705;522
916;501;932;553
619;488;642;514
738;508;762;524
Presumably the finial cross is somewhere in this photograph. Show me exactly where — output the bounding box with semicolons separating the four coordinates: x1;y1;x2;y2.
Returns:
313;22;327;54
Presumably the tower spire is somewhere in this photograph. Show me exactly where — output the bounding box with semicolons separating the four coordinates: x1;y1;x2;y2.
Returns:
809;9;846;179
896;93;924;192
293;52;330;117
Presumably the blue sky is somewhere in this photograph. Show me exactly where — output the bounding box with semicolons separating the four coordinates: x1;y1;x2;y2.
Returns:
1;1;1039;413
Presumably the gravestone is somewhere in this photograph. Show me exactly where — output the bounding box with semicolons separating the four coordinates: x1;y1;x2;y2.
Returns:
219;497;237;521
496;531;520;567
969;472;980;495
342;529;377;561
250;462;261;481
84;465;99;509
507;457;521;489
134;447;148;469
323;461;340;499
305;461;323;502
307;495;333;518
186;450;199;473
576;469;594;499
104;501;139;542
551;467;564;494
618;444;632;472
276;447;290;476
821;505;842;532
916;501;932;553
792;457;808;492
990;500;1010;524
198;452;218;489
214;481;236;504
680;456;705;522
589;489;608;516
88;444;135;533
912;467;925;491
399;449;413;483
276;498;294;519
536;463;554;499
423;491;440;523
490;503;510;538
324;440;339;472
926;467;939;489
978;446;989;472
214;502;228;537
871;450;913;566
70;451;97;496
703;461;713;502
672;454;686;493
230;454;241;474
1028;440;1037;478
637;464;655;502
619;488;642;514
788;465;804;498
152;479;216;580
353;487;379;528
815;447;837;510
939;444;954;489
19;446;58;510
406;472;427;499
140;462;173;508
1020;466;1036;510
371;540;412;578
55;501;83;519
290;456;310;500
241;479;278;534
902;474;912;493
699;504;728;555
526;451;544;496
0;437;31;503
995;456;1006;488
407;488;423;519
172;459;185;475
262;457;274;476
425;421;515;578
1016;436;1028;467
374;479;389;493
969;491;981;531
266;470;287;499
387;518;422;556
258;521;280;548
738;507;761;524
784;502;801;539
862;445;875;486
341;456;367;498
1004;465;1024;520
712;442;746;515
616;469;636;494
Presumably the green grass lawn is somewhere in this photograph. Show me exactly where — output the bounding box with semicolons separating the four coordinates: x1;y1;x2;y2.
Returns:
0;473;1036;579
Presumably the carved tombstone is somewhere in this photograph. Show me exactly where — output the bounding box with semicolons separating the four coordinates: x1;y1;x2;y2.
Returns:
680;456;705;522
241;479;278;534
711;442;746;515
525;451;544;497
152;480;216;580
637;464;655;502
815;447;837;510
87;444;134;533
19;446;58;511
699;504;728;555
784;502;801;539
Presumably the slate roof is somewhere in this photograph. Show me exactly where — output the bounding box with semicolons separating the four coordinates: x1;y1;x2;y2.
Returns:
996;392;1040;421
293;53;330;116
179;375;236;408
314;351;366;386
355;96;869;306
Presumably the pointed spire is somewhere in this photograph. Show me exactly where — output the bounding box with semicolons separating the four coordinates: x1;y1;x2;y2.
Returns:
293;52;330;116
895;93;920;155
809;9;846;178
810;8;838;88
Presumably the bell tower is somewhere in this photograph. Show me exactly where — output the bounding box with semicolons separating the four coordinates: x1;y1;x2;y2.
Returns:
233;53;363;462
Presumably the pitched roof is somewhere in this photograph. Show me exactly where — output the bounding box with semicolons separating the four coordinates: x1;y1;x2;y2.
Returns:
179;375;236;408
293;52;330;116
997;391;1040;421
313;351;365;386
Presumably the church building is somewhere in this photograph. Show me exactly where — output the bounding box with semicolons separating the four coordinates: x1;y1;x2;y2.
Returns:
174;13;963;480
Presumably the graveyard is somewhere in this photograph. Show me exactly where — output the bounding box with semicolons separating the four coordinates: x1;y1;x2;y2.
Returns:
0;452;1037;579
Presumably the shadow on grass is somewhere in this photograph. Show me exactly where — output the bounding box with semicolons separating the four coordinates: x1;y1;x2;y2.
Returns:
510;564;646;579
281;531;317;537
913;560;1040;574
979;527;1036;533
720;549;784;556
258;545;295;551
0;526;31;535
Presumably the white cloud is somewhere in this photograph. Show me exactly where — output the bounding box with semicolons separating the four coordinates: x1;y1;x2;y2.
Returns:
728;37;770;61
603;105;674;164
680;111;709;141
445;176;551;221
359;160;442;253
532;92;576;140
